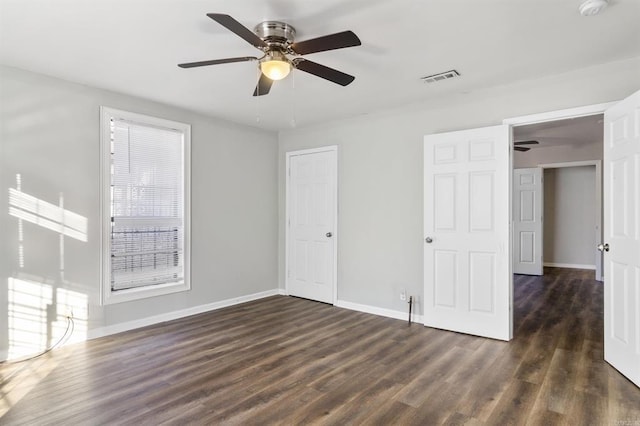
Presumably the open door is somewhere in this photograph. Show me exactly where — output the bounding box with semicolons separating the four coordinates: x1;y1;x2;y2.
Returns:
603;90;640;387
513;168;543;275
424;125;511;341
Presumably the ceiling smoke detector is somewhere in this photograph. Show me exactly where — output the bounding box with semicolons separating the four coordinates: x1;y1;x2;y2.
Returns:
579;0;609;16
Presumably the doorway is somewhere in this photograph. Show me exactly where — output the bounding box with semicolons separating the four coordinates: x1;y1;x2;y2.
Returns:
506;92;640;387
541;162;601;279
510;112;606;281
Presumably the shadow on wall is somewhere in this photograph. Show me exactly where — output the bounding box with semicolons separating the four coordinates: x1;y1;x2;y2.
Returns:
5;174;88;360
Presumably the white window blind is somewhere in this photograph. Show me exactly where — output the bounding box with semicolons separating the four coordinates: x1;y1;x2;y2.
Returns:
109;118;185;291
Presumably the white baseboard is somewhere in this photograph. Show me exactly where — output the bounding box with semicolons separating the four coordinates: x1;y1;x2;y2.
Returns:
544;262;596;270
2;290;416;362
88;288;285;340
335;299;423;324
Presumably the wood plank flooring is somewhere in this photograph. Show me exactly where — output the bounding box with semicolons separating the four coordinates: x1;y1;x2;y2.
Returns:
2;268;639;425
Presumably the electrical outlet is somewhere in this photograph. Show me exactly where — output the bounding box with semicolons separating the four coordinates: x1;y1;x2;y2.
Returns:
400;288;406;301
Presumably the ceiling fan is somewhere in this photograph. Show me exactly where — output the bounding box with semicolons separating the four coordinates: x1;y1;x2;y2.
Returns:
178;13;361;96
514;140;539;152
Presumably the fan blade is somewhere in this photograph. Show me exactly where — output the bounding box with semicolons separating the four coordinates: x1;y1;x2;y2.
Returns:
291;30;361;55
178;56;257;68
294;59;355;86
207;13;268;49
514;140;540;145
514;146;530;152
253;73;274;96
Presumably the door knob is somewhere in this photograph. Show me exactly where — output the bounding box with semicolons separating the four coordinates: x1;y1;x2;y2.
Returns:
425;237;433;243
326;232;332;238
597;243;609;252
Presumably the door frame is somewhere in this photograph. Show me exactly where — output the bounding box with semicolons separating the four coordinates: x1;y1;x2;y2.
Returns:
285;145;338;304
538;160;602;281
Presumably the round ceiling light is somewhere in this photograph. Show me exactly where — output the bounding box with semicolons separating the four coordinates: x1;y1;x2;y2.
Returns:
579;0;609;16
259;51;291;81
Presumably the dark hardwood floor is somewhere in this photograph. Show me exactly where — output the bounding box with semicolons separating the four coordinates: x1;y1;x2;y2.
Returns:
2;268;639;425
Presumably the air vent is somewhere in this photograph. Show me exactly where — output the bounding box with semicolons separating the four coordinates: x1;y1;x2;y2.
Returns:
421;70;460;84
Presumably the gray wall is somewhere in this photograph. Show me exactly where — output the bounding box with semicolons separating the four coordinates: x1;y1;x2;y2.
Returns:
278;56;640;316
0;66;279;359
543;167;597;267
1;55;638;358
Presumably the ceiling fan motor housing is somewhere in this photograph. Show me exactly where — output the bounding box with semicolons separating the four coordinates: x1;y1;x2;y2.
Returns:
254;21;296;50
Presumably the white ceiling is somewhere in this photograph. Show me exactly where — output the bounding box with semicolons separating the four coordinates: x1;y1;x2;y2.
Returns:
1;0;639;131
514;113;604;148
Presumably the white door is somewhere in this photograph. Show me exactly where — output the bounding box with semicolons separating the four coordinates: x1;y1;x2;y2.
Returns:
424;125;511;341
603;90;640;387
286;147;337;304
513;168;543;275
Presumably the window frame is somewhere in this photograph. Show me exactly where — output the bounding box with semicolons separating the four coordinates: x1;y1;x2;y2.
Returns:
100;106;191;305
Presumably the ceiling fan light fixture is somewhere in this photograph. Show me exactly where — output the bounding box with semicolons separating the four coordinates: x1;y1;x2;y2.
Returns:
260;60;291;80
260;51;291;81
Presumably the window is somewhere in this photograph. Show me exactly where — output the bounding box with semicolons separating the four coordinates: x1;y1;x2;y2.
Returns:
100;107;190;304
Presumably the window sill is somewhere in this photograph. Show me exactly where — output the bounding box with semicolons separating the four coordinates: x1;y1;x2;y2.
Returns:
102;280;190;305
